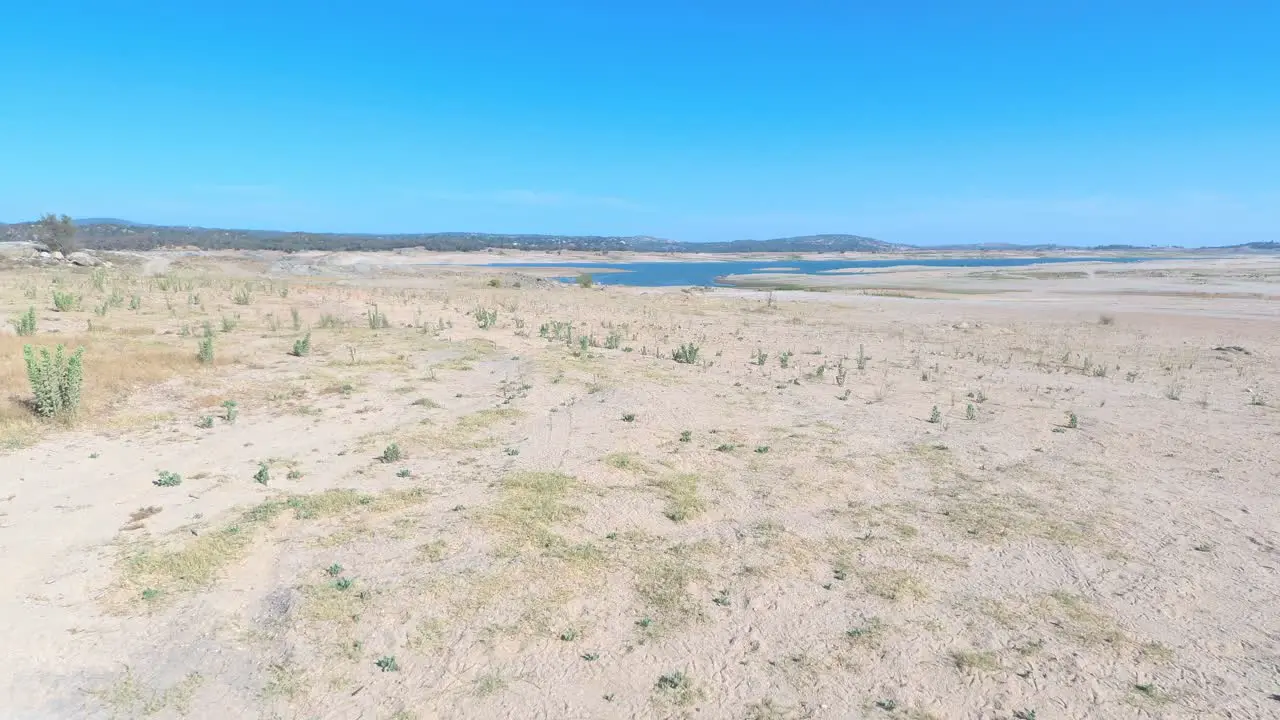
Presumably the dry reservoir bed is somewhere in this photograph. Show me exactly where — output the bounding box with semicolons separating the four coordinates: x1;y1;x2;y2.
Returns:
0;255;1277;719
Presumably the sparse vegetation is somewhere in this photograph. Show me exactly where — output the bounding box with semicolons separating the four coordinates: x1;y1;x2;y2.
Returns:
290;332;311;357
0;250;1266;718
13;307;37;336
366;304;389;330
379;442;403;463
23;344;85;418
197;336;214;364
52;290;78;312
672;343;700;364
473;307;498;329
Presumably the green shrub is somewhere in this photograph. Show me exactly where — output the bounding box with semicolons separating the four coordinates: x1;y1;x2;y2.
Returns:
604;332;623;349
366;305;389;330
672;343;700;364
253;463;270;485
752;349;768;366
196;415;214;429
197;336;214;364
222;400;238;423
473;307;498;329
291;332;312;357
13;307;36;336
154;470;182;487
379;442;402;463
232;285;252;305
928;406;941;424
52;290;78;312
24;344;85;417
129;294;141;311
576;273;594;288
779;350;793;369
290;307;301;330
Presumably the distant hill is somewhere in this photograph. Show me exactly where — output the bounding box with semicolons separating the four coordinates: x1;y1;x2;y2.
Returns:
0;220;901;253
1;219;1273;254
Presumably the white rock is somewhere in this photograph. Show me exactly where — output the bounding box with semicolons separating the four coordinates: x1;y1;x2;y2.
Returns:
67;251;102;267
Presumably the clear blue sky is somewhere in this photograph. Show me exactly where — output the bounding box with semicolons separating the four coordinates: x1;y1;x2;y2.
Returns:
2;2;1277;246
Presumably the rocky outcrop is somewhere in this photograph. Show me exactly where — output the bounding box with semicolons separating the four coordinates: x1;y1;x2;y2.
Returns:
66;251;104;267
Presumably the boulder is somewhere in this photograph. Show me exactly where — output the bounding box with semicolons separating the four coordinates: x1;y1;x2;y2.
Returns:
67;251;102;267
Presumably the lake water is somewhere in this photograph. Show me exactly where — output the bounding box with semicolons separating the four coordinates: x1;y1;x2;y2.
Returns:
489;256;1148;287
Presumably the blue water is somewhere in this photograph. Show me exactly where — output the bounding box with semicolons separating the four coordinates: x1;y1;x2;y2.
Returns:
489;256;1149;287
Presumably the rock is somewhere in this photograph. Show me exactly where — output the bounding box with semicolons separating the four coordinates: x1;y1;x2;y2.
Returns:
39;251;50;258
51;251;64;260
67;251;102;267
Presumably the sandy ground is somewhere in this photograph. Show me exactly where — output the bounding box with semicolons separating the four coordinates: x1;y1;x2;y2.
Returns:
0;252;1278;719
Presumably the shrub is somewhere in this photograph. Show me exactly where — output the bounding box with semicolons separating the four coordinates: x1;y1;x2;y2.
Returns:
379;442;402;463
856;344;868;371
366;305;389;329
222;400;238;423
604;332;623;349
928;406;941;424
197;336;214;364
1066;412;1079;429
154;470;182;487
37;213;78;254
232;285;252;305
291;332;312;357
473;307;497;329
253;463;270;485
23;344;85;417
779;350;793;369
13;307;36;336
576;273;594;288
752;349;768;366
965;403;977;420
672;343;700;364
196;415;214;429
52;290;78;312
290;307;302;330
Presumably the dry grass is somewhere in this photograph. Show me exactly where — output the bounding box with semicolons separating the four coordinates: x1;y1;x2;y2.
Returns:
654;473;705;522
110;488;428;608
0;333;202;448
485;471;583;555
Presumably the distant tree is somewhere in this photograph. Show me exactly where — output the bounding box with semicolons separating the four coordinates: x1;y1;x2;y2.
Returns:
36;214;78;254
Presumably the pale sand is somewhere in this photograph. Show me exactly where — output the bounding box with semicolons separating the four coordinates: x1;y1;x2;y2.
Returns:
0;252;1277;719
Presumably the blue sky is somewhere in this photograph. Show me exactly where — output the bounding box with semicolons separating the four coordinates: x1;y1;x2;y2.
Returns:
1;1;1277;246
